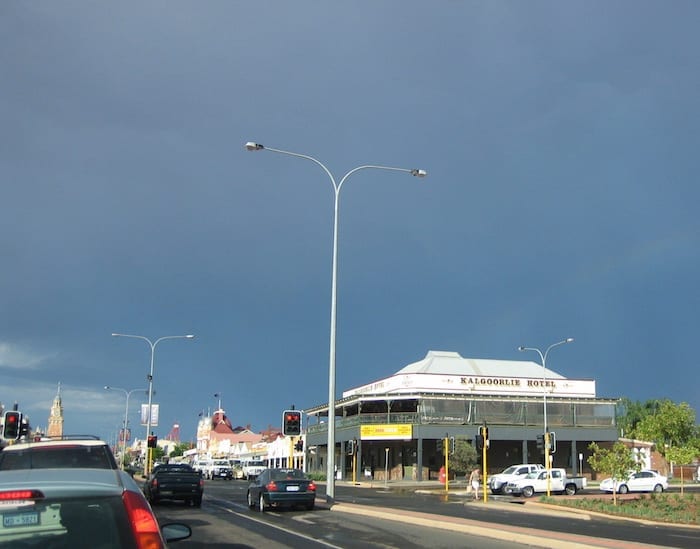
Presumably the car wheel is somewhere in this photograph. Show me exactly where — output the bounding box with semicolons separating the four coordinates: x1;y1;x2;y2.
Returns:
618;484;628;494
259;493;266;512
490;488;501;495
565;484;577;496
522;486;534;498
653;484;664;493
194;497;202;508
306;500;315;511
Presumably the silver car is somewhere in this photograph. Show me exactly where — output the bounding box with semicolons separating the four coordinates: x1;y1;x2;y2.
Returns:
0;468;191;548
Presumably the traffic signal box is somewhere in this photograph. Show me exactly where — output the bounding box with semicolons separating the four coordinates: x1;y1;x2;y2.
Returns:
283;410;301;436
3;411;21;440
147;435;157;448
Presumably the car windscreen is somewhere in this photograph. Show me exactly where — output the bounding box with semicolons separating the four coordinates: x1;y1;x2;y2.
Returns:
0;494;136;548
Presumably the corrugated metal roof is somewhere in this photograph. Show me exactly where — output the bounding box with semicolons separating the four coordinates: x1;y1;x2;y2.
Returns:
395;350;566;379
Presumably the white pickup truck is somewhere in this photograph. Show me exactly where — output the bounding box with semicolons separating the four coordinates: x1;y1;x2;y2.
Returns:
506;467;587;497
242;459;266;480
488;463;545;494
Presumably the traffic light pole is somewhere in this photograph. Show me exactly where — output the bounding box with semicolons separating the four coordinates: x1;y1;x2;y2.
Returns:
444;436;449;493
482;426;488;503
545;430;551;497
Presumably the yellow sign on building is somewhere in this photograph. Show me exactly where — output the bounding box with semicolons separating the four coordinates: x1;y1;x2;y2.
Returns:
360;424;412;440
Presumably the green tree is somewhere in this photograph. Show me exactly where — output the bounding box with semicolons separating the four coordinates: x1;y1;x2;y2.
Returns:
665;445;698;495
152;445;165;463
169;442;192;458
588;442;640;506
635;400;696;454
448;438;479;477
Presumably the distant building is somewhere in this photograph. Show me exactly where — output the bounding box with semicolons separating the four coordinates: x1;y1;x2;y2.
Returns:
47;383;64;438
196;408;264;458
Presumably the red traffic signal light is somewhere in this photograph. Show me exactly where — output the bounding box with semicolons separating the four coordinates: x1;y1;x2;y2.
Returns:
282;410;301;436
147;435;157;448
3;411;21;440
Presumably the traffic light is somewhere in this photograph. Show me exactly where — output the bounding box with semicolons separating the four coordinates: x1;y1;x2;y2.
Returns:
3;411;21;440
346;439;356;455
283;410;301;436
294;440;304;452
536;434;544;452
449;436;456;455
436;438;444;454
549;431;556;454
147;435;157;448
475;433;484;451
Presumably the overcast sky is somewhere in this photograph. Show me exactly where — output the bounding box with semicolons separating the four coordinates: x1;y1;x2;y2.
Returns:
1;1;698;445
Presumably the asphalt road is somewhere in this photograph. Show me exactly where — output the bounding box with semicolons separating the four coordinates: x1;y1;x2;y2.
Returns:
151;479;700;549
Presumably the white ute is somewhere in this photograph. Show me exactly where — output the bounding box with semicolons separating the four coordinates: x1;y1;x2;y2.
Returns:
488;463;545;494
506;468;587;497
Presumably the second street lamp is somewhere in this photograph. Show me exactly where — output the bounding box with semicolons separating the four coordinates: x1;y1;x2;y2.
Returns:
518;337;574;496
104;386;147;470
111;333;195;475
246;142;426;502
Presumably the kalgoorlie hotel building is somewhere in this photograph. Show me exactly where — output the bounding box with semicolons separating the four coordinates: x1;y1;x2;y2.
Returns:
303;350;618;481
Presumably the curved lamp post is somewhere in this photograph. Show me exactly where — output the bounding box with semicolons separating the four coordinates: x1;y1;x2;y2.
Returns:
104;386;147;470
246;142;426;502
111;333;195;475
518;337;574;496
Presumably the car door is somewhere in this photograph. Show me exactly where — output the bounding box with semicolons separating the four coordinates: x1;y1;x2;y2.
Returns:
249;470;266;500
630;471;651;491
549;469;564;491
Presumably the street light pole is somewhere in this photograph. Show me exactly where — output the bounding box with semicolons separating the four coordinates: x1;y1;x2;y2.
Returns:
104;386;147;470
246;142;426;502
111;333;195;475
518;337;574;496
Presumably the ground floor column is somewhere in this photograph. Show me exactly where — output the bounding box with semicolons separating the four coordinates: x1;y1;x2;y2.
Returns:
417;437;423;481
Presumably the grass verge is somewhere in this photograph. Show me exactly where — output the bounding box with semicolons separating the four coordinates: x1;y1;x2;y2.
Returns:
541;493;699;525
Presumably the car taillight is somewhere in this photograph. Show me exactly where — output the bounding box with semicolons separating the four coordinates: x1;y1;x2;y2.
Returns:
199;478;204;488
151;479;158;488
308;481;316;492
266;481;278;492
0;489;44;501
122;490;165;549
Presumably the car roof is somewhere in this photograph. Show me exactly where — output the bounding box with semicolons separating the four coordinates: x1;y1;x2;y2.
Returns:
2;436;108;451
0;468;133;498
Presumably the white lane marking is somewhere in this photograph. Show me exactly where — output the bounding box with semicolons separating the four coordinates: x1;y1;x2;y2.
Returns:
208;500;341;549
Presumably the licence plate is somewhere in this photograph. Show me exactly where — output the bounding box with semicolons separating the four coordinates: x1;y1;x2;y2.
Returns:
286;485;300;492
3;511;39;528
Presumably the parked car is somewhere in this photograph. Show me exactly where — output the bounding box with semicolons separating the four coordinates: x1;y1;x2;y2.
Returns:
247;468;316;512
204;459;234;480
143;463;204;507
0;435;119;470
242;459;266;480
229;459;244;479
487;463;545;494
192;459;211;476
506;468;587;497
599;469;668;494
0;467;191;547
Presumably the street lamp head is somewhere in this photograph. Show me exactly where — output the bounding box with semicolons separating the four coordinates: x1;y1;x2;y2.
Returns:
411;169;427;178
517;346;526;352
185;334;195;339
104;386;111;390
245;142;264;151
565;337;574;343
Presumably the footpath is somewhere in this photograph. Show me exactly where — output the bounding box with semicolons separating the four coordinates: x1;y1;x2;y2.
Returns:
313;479;698;549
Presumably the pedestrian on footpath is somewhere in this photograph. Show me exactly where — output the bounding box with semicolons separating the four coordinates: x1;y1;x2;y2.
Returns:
469;467;481;500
